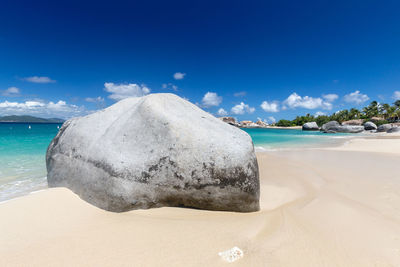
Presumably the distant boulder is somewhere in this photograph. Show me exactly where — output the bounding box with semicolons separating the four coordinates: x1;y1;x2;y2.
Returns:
363;121;377;130
387;127;400;133
47;94;260;213
321;121;340;132
342;119;364;126
377;124;393;132
219;117;241;127
321;121;364;133
302;122;319;131
240;120;259;128
255;120;268;128
370;117;385;122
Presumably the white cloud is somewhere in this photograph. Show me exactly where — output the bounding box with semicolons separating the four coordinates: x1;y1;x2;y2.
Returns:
231;102;255;115
104;82;150;101
315;111;326;117
260;100;279;112
343;90;369;104
393;91;400;100
1;87;20;97
23;76;56;83
173;72;186;80
268;116;276;123
85;96;104;103
283;92;332;110
0;100;87;119
162;83;178;91
217;108;228;116
202;92;222;107
234;91;246;97
322;94;339;102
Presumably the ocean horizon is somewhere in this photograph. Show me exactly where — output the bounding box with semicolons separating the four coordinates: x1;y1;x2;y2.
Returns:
0;122;355;202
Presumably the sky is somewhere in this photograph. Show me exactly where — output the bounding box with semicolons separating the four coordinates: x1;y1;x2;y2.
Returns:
1;0;400;122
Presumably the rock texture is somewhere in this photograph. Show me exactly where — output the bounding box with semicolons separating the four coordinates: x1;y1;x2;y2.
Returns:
302;122;319;131
342;119;364;126
377;124;393;132
47;94;260;212
364;121;377;130
387;127;400;133
321;121;364;133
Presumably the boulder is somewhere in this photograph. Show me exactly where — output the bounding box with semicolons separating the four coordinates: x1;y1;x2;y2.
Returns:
321;121;340;132
240;121;259;128
377;124;392;132
255;120;268;128
387;127;400;133
370;117;385;122
219;117;240;127
47;94;260;212
342;119;364;126
321;121;364;133
302;122;319;131
363;121;377;130
338;125;365;133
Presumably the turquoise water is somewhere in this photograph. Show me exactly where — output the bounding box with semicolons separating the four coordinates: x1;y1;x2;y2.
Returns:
242;128;352;150
0;124;353;201
0;123;61;201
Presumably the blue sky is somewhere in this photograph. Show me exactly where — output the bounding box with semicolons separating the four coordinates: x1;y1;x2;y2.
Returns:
1;0;400;121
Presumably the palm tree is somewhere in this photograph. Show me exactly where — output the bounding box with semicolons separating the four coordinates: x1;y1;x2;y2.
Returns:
363;101;379;118
349;108;361;119
381;103;391;120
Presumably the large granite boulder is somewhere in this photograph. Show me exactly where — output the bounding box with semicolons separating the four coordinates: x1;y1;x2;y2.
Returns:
387;127;400;133
377;124;392;132
321;121;340;132
47;94;260;212
302;122;319;131
321;121;364;133
364;121;377;130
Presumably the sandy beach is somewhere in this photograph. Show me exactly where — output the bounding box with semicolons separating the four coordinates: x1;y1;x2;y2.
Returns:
1;135;400;266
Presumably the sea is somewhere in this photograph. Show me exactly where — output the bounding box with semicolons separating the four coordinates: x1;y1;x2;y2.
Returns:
0;123;353;202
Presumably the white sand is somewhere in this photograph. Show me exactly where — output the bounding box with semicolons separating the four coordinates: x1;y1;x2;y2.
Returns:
1;136;400;266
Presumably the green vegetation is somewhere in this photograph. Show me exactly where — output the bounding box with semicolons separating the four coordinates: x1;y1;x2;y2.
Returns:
0;115;64;123
276;100;400;127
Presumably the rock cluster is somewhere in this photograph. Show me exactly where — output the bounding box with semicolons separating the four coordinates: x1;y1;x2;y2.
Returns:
319;121;364;133
218;117;269;128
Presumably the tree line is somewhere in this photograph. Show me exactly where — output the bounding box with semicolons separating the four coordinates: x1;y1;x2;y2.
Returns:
276;100;400;127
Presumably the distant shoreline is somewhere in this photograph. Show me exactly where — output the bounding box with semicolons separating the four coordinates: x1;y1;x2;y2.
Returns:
240;126;302;130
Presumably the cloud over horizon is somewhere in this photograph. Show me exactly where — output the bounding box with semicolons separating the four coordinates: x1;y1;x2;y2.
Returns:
231;102;255;115
104;82;150;101
217;108;228;116
283;92;333;110
0;100;87;119
343;90;369;104
202;92;222;107
260;100;279;112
